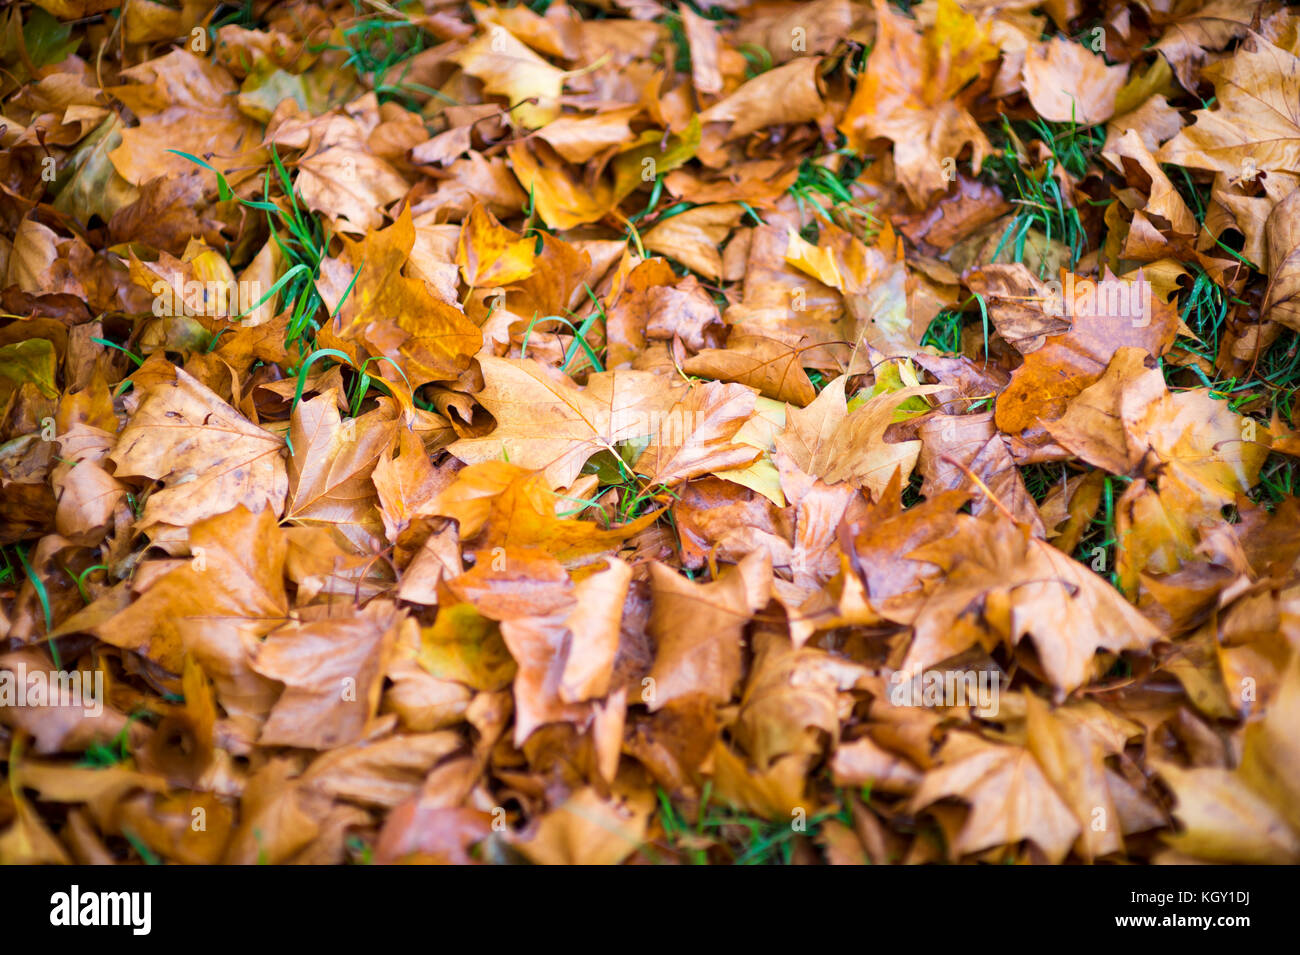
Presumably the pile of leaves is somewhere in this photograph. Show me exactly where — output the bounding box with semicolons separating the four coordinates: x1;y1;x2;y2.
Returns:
2;0;1299;866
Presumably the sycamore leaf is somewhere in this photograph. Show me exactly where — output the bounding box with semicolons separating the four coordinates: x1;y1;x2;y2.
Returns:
455;200;537;288
108;361;287;532
699;57;827;139
107;50;265;188
447;355;682;488
840;0;998;206
908;735;1082;863
1263;186;1300;331
433;461;658;566
515;787;651;865
993;270;1179;436
774;375;941;496
1156;35;1300;186
1021;37;1127;125
646;550;771;710
251;601;398;749
285;392;396;551
292;113;410;236
451;25;566;129
500;557;631;743
899;512;1161;692
316;206;482;388
417;603;516;692
53;507;288;679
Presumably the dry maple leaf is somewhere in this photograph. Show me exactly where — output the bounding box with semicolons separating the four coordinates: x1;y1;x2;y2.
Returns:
285;391;396;552
291;112;411;236
683;333;818;406
1158;761;1300;863
535;106;642;164
709;743;810;821
433;460;658;566
1024;693;1151;860
505;140;615;231
733;634;870;769
774;375;940;497
964;263;1073;353
646;550;771;710
107;49;265;188
449;356;657;486
515;787;651;865
500;557;631;743
898;512;1161;692
53;506;288;683
641;203;744;282
451;24;567;129
1021;37;1127;125
1101;129;1199;245
317;206;481;389
455;201;537;289
632;381;761;486
1239;650;1300;838
1151;0;1262;91
1156;34;1300;194
784;221;925;358
908;734;1082;863
992;269;1179;436
699;57;829;139
1263;186;1300;331
372;424;454;546
916;411;1044;533
109;360;287;533
1049;346;1268;514
251;601;399;749
840;0;999;206
449;355;755;489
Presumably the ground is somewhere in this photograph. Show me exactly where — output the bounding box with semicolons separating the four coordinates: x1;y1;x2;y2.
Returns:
1;0;1299;865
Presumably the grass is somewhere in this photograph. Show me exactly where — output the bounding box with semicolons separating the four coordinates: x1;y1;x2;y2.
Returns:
1021;463;1068;504
169;149;391;436
330;3;452;109
79;719;137;768
788;149;876;242
1161;262;1300;510
652;784;858;864
1072;473;1129;589
1254;454;1297;506
574;445;676;524
517;286;607;378
169;147;334;347
922;308;964;353
2;544;61;667
983;115;1105;273
1170;267;1300;417
211;1;256;30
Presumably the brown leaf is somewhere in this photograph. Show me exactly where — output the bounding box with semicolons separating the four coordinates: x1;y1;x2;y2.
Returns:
909;735;1081;863
1021;37;1127;125
251;601;399;749
109;360;287;533
899;512;1161;692
646;550;770;710
775;375;939;496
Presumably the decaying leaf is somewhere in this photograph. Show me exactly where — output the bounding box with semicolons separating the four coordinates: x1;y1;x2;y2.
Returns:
5;0;1300;873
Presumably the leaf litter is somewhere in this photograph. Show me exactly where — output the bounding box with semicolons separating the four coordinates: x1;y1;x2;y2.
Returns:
1;0;1299;866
